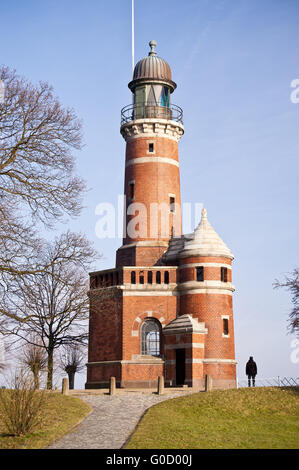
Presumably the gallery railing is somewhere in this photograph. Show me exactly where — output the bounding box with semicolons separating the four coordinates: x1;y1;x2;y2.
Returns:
121;103;183;126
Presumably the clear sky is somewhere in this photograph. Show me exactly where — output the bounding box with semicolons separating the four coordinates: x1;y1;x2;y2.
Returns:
1;0;299;386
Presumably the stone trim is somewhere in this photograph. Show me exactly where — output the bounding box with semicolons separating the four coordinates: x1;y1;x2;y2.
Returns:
180;250;234;260
121;118;184;143
165;358;237;365
125;156;179;168
87;358;164;366
178;280;235;293
117;241;169;249
123;290;178;297
179;262;232;270
165;343;204;350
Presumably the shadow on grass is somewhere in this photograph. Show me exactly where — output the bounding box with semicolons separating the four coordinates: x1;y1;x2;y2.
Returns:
281;386;299;396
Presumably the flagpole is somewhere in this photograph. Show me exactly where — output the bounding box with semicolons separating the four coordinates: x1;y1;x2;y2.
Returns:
132;0;135;75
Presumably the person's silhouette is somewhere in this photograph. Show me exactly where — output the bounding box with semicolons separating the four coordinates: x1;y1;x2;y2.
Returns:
246;356;257;387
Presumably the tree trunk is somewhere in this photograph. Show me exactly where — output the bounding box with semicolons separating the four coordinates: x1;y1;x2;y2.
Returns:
33;368;39;390
67;371;75;390
47;348;54;390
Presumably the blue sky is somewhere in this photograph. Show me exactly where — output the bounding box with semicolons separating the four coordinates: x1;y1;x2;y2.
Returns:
1;0;299;385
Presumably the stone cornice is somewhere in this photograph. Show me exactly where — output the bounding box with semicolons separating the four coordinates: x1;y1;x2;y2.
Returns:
120;118;184;143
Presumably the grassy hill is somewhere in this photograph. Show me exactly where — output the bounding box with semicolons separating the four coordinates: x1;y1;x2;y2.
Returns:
0;391;91;449
125;387;299;449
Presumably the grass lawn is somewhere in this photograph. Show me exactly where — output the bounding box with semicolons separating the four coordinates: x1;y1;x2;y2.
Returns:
125;387;299;449
0;391;91;449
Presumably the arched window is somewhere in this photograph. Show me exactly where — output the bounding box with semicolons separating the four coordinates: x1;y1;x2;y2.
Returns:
131;271;136;284
141;319;161;356
164;271;169;284
156;271;161;284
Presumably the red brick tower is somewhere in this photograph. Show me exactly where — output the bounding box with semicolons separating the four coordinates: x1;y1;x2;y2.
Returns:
116;39;184;268
86;41;236;390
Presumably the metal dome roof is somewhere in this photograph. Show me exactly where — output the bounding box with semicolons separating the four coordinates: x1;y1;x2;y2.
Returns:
128;40;177;93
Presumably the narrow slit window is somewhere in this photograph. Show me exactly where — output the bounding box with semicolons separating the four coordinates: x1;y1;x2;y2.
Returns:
131;271;136;284
128;182;135;200
148;271;153;284
139;271;144;284
164;271;169;284
221;267;228;282
223;318;229;336
156;271;161;284
169;196;175;213
149;143;154;153
196;266;204;282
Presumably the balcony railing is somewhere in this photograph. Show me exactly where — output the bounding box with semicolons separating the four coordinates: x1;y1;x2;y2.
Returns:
121;103;183;126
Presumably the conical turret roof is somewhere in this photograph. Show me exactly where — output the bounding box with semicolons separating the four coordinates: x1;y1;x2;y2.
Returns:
182;208;234;259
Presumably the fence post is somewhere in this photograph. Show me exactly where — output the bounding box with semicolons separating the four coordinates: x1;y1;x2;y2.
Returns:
157;376;164;395
62;377;69;395
278;376;281;387
205;374;213;392
109;376;116;395
236;377;239;389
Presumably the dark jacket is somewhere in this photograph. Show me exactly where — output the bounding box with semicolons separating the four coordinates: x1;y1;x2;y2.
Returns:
246;359;257;376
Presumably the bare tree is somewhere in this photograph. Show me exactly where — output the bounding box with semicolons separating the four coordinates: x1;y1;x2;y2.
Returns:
0;66;86;325
21;336;47;390
60;344;85;390
2;231;99;389
274;268;299;336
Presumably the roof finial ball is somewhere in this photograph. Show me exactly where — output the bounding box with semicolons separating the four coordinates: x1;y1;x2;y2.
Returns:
149;40;157;56
201;207;208;219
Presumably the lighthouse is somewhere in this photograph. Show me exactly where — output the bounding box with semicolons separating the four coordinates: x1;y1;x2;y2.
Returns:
86;41;237;390
116;39;184;268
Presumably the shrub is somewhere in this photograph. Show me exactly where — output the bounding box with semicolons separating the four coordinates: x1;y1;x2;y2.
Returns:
0;370;47;436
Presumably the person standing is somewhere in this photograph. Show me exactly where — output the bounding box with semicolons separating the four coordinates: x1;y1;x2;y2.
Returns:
246;356;257;387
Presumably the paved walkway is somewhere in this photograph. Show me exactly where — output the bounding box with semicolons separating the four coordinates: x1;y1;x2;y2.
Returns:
47;389;194;449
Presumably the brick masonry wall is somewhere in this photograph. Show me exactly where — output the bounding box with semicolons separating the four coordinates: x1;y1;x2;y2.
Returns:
122;295;178;360
122;135;182;264
88;287;123;363
180;292;235;361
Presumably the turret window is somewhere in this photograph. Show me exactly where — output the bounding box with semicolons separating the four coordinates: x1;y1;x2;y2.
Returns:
222;316;230;337
221;267;228;283
169;196;175;213
196;266;204;282
128;182;135;200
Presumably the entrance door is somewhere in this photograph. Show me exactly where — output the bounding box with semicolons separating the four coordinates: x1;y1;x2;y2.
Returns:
175;349;185;386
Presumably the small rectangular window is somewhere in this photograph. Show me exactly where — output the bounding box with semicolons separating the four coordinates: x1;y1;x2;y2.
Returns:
156;271;161;284
131;271;136;284
164;271;169;284
149;143;154;153
128;182;135;200
148;271;153;284
196;266;204;282
221;267;228;282
169;196;175;213
223;318;229;336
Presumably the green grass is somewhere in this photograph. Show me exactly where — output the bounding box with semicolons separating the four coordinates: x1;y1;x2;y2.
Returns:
0;391;91;449
125;387;299;449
